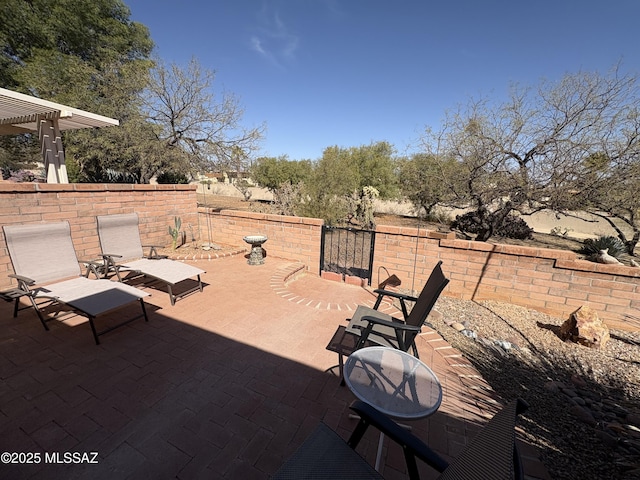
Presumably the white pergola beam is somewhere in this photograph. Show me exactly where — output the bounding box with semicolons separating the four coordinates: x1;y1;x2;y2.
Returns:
0;88;119;184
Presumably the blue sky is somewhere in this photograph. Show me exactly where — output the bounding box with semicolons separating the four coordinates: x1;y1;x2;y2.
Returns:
126;0;640;161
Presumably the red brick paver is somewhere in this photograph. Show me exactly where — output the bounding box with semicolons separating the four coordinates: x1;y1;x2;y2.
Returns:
0;255;550;479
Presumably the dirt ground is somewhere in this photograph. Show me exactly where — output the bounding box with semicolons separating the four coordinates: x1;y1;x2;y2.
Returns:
198;193;587;254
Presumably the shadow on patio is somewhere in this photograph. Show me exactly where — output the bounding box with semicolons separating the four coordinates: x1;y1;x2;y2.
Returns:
0;255;549;479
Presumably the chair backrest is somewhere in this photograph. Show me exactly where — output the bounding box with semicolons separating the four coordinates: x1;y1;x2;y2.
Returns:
96;213;144;262
405;261;449;328
3;222;81;284
437;398;528;480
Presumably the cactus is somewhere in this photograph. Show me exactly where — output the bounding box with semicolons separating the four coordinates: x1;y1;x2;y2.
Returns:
168;216;182;249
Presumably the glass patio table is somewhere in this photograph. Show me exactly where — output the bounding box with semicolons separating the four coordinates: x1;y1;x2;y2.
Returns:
344;346;443;470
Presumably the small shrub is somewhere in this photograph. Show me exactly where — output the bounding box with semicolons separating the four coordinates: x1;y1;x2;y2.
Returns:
157;171;189;184
102;169;139;183
498;215;534;240
452;211;533;240
6;169;36;182
579;235;626;260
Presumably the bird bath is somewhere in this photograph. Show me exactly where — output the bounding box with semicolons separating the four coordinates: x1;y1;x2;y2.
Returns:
243;235;268;265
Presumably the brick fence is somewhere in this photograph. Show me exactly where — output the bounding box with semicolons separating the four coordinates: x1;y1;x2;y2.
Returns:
0;183;199;290
1;186;638;331
199;208;323;268
207;210;640;331
373;225;640;331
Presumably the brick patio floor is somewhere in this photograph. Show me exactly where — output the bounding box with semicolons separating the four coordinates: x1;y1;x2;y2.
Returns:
0;254;550;479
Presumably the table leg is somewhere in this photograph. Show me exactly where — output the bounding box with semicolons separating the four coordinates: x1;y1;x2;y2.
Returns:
375;432;385;471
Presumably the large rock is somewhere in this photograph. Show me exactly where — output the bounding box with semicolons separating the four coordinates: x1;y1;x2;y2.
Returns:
559;305;610;349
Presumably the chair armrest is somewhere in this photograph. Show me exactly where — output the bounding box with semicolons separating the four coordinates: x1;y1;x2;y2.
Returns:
360;315;421;332
349;400;450;474
358;315;421;352
8;274;35;286
142;245;168;259
101;253;123;260
372;288;418;319
373;288;418;303
79;259;104;278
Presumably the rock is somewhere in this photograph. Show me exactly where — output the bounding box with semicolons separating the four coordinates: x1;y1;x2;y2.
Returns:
543;381;565;393
598;248;622;264
625;424;640;439
571;396;586;406
460;329;477;339
443;317;456;327
570;405;597;426
596;429;619;448
570;374;588;388
605;422;627;435
450;322;466;332
559;305;610;349
494;340;512;351
626;413;640;428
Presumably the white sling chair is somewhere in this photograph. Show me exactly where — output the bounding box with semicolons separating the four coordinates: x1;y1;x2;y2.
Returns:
96;213;205;305
3;221;149;344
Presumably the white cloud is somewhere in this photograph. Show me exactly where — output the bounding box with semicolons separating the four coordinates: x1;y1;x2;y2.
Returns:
250;6;299;67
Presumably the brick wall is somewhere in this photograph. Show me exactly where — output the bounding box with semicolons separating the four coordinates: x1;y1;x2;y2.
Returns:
372;225;640;331
204;211;640;330
0;183;198;289
201;208;322;268
2;191;638;331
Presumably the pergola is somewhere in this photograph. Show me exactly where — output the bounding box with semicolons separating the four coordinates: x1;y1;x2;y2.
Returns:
0;87;119;183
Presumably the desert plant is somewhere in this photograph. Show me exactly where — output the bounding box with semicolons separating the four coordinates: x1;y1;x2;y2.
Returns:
498;215;534;240
579;235;626;261
168;216;182;249
550;226;573;237
157;171;189;184
233;179;253;201
6;169;37;182
452;211;533;240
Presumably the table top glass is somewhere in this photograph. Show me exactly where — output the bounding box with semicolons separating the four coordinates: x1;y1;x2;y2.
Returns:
344;346;442;419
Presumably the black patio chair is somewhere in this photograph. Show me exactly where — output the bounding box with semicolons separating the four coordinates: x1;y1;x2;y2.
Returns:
272;398;529;480
326;260;449;383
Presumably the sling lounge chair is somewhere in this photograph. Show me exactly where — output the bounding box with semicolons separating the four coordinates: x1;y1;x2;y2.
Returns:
272;398;529;479
326;261;449;383
3;222;149;345
96;213;205;305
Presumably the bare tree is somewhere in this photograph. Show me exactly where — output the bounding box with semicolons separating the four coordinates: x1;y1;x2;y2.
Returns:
422;67;640;243
141;57;265;178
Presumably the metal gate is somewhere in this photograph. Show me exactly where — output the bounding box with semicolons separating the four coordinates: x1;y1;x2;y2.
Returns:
320;226;376;284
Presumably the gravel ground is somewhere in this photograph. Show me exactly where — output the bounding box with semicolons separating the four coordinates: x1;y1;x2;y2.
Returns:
429;296;640;480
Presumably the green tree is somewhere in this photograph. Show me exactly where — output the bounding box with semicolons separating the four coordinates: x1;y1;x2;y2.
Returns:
0;0;154;178
299;141;399;225
310;142;398;199
398;152;462;217
251;156;313;192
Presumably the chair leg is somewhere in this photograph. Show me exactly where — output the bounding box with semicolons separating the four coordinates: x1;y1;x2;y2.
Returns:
338;353;345;386
139;299;148;322
29;297;50;331
88;316;100;345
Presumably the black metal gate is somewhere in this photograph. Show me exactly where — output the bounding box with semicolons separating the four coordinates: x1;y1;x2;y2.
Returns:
320;226;376;284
